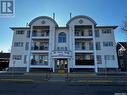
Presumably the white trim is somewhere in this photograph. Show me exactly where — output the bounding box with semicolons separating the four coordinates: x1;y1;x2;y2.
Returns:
26;26;33;72
92;25;98;72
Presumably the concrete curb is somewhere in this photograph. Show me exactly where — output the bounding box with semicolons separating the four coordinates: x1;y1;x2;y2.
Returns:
0;79;33;83
24;73;96;77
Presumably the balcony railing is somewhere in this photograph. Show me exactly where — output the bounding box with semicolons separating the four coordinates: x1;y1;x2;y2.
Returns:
75;47;93;51
75;30;93;37
31;45;49;51
32;31;49;37
76;60;94;65
31;59;48;65
75;46;93;50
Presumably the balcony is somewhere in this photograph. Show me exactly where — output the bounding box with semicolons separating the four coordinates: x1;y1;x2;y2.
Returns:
75;41;93;51
75;46;93;51
75;53;94;65
31;45;49;53
30;54;48;66
75;25;93;39
32;30;49;39
51;51;72;58
31;39;49;52
31;59;48;66
31;45;48;50
75;60;94;65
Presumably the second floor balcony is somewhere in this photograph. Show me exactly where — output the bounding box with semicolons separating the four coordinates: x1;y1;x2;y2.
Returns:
75;40;93;51
31;45;49;51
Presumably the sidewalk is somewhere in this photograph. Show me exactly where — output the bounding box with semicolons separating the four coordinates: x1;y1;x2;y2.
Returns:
0;71;127;83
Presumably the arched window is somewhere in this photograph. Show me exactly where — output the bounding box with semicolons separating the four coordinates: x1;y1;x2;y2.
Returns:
58;32;66;43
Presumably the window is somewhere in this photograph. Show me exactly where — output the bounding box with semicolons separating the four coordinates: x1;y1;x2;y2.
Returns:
12;55;22;60
95;29;100;37
32;30;37;36
75;53;94;65
40;42;49;50
58;32;66;43
89;41;93;50
103;42;113;47
26;30;30;38
31;54;48;65
75;31;80;36
118;50;125;56
96;42;101;50
57;47;67;51
104;55;115;60
14;42;23;47
97;55;102;64
24;55;27;64
25;42;29;50
16;30;24;34
102;29;111;34
75;42;80;50
88;29;92;36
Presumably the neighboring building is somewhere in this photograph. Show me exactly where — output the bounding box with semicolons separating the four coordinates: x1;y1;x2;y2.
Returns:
0;53;10;70
117;42;127;71
9;15;118;73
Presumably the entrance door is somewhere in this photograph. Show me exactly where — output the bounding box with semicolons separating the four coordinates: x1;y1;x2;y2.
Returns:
55;59;68;72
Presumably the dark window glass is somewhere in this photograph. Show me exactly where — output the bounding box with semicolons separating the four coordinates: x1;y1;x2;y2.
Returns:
58;32;66;43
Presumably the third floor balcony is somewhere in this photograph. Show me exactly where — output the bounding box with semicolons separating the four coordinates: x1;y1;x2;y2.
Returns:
32;30;49;38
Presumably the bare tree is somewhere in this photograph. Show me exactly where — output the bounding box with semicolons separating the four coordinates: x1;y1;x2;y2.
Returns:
121;16;127;32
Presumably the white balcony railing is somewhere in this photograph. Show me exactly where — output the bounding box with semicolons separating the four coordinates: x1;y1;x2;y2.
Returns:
32;31;49;38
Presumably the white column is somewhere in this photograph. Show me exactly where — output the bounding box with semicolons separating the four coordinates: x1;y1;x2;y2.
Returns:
49;27;55;71
92;25;98;73
67;58;70;73
27;26;33;72
71;27;75;68
53;58;55;72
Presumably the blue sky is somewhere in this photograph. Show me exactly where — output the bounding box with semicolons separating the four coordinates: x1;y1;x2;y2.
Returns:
0;0;127;52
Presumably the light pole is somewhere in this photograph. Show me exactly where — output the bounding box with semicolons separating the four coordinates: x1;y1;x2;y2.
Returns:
104;58;107;77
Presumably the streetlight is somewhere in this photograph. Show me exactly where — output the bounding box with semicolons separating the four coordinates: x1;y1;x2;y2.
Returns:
117;42;126;71
118;42;126;53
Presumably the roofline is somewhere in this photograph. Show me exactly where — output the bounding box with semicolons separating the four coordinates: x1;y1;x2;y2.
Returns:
66;15;97;26
10;25;118;30
10;27;30;30
96;26;118;29
56;27;68;29
29;16;58;27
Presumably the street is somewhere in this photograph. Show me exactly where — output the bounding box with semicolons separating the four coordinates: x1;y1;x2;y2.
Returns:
0;81;127;95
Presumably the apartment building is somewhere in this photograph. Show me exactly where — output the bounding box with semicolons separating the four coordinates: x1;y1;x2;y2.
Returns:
9;15;118;72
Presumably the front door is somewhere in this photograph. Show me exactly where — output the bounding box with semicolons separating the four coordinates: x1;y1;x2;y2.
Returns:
55;59;68;72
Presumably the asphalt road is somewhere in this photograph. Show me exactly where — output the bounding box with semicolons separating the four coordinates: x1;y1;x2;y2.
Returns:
0;81;127;95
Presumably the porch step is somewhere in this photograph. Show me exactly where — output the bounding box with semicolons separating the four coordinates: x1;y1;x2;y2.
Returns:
58;70;65;73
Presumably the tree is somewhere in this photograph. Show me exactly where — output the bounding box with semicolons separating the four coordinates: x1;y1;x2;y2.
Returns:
121;16;127;32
